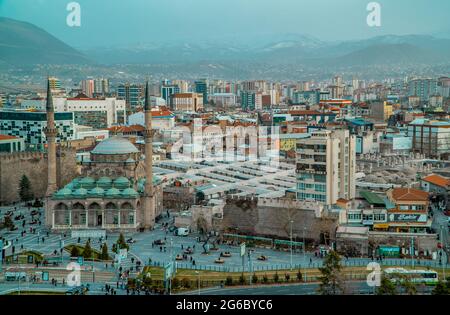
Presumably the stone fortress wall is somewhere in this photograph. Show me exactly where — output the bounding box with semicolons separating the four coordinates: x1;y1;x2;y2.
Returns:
0;147;78;205
222;195;337;243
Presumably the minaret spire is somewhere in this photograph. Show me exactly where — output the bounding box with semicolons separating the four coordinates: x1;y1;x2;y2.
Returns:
45;77;58;197
143;80;155;229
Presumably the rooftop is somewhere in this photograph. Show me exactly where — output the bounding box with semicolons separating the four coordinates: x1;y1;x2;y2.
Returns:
422;174;450;188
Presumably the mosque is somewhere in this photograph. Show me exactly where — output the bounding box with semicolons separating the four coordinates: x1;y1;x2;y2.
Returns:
44;80;163;231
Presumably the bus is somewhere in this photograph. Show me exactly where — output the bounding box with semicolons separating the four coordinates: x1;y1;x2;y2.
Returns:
384;268;439;285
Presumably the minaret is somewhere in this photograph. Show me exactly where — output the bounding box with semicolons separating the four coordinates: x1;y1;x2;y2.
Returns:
45;78;58;197
143;81;155;229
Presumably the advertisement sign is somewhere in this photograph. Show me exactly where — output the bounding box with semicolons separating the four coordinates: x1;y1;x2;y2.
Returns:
240;243;246;257
71;230;106;239
389;213;427;222
164;262;174;281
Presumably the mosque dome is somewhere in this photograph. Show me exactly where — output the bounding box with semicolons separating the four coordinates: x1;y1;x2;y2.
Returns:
91;136;139;155
54;188;72;199
73;188;88;198
121;188;139;198
105;187;121;198
97;177;112;188
88;187;105;198
113;177;130;188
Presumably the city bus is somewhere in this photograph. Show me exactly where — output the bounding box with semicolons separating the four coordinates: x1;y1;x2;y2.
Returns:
384;268;439;285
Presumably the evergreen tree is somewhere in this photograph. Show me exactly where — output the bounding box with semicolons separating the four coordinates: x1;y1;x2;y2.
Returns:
376;275;397;295
317;251;345;295
83;241;93;259
432;281;450;295
70;246;80;257
19;175;34;202
4;216;14;230
101;243;109;260
117;233;129;251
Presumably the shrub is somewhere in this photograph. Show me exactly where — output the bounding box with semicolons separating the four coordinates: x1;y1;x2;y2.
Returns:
172;277;180;289
273;273;279;283
225;276;233;286
70;246;79;257
239;274;245;285
285;273;290;282
181;278;191;289
297;270;303;282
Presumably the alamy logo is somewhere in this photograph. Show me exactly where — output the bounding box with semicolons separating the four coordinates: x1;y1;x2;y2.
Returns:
66;262;81;287
366;2;381;27
66;2;81;27
366;262;381;287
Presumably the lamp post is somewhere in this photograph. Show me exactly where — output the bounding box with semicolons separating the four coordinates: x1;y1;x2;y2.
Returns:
195;271;200;295
290;220;293;270
440;225;446;281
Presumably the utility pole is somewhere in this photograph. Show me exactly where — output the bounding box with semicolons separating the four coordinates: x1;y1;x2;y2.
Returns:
441;225;446;280
411;236;414;269
290;220;293;270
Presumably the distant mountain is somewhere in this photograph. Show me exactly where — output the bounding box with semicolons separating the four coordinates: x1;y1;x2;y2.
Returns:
0;17;91;67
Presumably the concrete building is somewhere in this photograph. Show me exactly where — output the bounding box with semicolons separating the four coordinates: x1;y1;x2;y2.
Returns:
0;109;74;151
19;95;126;128
296;129;356;205
117;83;143;112
169;93;203;112
0;135;25;153
127;108;176;131
408;118;450;159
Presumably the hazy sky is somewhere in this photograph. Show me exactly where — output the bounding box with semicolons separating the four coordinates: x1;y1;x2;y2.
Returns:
1;0;450;48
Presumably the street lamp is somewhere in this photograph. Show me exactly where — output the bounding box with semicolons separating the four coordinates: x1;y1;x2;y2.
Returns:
440;225;446;281
290;220;293;270
195;271;200;295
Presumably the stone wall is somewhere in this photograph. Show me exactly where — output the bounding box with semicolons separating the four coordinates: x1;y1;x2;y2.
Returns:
222;196;337;243
0;147;78;205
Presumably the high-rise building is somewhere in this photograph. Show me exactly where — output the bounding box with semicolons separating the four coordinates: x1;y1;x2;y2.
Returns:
81;79;95;98
48;77;62;92
407;78;438;102
161;83;180;103
296;129;356;205
169;93;204;112
240;91;262;111
117;83;143;112
408;118;450;159
195;79;208;105
94;78;110;96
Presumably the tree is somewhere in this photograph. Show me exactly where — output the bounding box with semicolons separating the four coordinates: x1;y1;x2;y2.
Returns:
70;246;80;257
19;175;34;202
376;276;397;295
117;233;129;251
83;241;93;259
296;270;303;282
273;272;279;283
239;274;245;285
432;281;450;295
252;274;258;284
317;251;345;295
225;276;233;286
4;216;14;230
101;243;109;260
399;276;417;295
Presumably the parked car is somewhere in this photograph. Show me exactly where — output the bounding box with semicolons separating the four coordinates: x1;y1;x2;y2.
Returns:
175;227;190;236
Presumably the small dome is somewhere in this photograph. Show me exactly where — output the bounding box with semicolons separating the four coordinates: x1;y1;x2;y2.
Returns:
121;188;139;198
91;136;139;155
126;157;136;163
97;177;112;188
79;177;96;189
105;187;121;198
73;188;88;198
88;187;105;197
54;188;72;199
113;177;130;188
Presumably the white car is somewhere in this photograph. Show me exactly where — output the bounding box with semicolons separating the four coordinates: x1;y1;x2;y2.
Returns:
176;228;190;236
